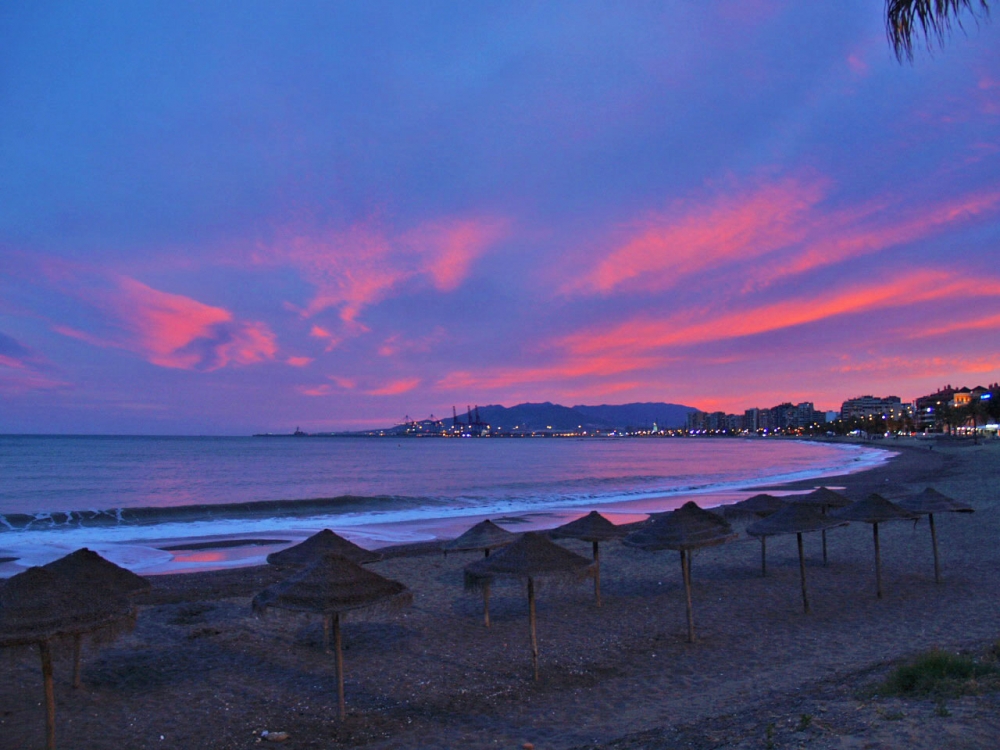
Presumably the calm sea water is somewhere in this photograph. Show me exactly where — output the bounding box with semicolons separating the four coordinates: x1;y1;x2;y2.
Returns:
0;436;890;574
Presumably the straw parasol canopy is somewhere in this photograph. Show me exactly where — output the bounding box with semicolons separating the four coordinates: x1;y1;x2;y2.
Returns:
549;511;625;607
790;486;852;508
266;528;382;568
897;487;974;583
1;566;134;750
788;487;852;565
465;532;595;681
0;566;133;648
723;493;786;519
442;519;517;627
623;501;737;643
722;494;785;577
898;487;973;515
832;493;918;599
43;548;151;688
442;519;516;557
43;548;151;598
253;553;411;719
747;505;848;614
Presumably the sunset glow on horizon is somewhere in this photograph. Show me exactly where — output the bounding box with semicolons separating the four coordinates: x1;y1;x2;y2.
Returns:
1;2;998;433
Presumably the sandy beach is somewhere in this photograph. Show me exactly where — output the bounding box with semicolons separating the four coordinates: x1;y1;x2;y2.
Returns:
4;437;1000;749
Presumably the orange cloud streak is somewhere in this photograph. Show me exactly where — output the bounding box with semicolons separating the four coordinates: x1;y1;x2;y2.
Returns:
562;270;1000;356
436;354;663;392
910;312;1000;338
366;378;421;396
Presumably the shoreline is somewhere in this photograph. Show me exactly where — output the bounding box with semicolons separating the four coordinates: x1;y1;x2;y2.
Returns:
136;439;928;601
0;438;895;577
7;437;1000;749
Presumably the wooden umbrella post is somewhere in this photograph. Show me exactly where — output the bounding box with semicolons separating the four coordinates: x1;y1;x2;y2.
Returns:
483;581;491;628
681;549;695;643
760;536;767;577
72;633;83;689
593;540;601;608
797;532;810;615
483;547;493;627
39;640;56;750
323;613;332;653
821;504;830;565
873;522;883;600
527;577;539;681
929;512;941;583
333;613;345;720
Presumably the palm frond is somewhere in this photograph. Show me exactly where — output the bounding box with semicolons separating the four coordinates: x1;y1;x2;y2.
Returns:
887;0;990;61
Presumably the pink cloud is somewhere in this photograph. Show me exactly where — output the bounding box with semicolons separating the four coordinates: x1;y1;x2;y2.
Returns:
571;179;825;294
298;384;334;397
570;178;1000;298
404;219;507;292
561;270;1000;356
286;356;314;367
0;354;25;370
0;369;69;393
52;275;278;371
365;378;421;396
309;324;341;352
0;334;68;393
435;354;663;392
259;216;506;328
378;328;447;357
758;191;1000;288
909;311;1000;338
846;53;869;75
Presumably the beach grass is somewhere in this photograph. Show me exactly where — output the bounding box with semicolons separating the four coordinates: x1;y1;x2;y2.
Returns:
876;648;1000;698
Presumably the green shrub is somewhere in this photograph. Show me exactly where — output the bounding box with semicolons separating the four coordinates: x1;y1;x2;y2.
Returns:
880;650;997;697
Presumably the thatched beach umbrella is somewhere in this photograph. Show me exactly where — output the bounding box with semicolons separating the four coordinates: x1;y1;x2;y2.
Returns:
442;519;517;627
549;511;625;607
442;519;515;558
723;494;785;576
788;487;851;565
267;528;382;568
43;548;151;688
0;566;133;750
464;532;594;681
747;505;848;614
897;487;974;583
253;553;411;719
623;501;737;643
832;493;918;599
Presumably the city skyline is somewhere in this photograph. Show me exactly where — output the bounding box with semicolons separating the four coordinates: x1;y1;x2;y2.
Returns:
2;3;999;435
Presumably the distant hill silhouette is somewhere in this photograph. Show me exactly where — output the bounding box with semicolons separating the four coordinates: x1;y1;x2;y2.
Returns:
448;401;695;431
573;402;696;430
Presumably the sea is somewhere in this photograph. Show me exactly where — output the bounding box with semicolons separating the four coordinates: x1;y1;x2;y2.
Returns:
0;435;892;576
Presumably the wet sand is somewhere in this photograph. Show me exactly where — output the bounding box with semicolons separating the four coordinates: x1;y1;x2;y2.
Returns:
3;437;1000;749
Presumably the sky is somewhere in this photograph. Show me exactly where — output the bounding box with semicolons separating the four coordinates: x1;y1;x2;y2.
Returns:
1;2;999;435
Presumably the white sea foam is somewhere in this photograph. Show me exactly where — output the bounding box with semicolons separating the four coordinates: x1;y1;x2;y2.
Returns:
0;437;894;576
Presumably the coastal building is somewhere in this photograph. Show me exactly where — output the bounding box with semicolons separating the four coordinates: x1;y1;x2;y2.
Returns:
914;386;958;430
840;395;908;421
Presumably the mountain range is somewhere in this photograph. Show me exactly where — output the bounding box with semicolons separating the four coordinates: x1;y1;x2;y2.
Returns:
446;401;697;431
